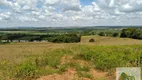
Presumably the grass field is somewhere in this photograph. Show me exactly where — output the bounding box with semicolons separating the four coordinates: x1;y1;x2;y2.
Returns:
81;36;142;45
0;36;142;80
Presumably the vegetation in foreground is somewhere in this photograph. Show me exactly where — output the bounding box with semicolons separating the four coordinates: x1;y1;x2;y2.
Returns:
0;36;142;80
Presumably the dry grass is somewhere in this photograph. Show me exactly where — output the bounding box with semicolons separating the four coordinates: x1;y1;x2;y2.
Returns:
81;36;142;45
0;42;71;63
0;36;142;64
0;36;142;80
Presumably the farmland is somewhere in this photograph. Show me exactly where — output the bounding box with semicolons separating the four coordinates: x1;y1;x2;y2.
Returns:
0;35;142;80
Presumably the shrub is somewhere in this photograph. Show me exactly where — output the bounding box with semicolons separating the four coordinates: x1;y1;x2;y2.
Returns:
89;38;95;42
99;32;105;36
42;49;70;68
120;28;136;38
15;62;39;79
112;32;119;37
44;56;60;68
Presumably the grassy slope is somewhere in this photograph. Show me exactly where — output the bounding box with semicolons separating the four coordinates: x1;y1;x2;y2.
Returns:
0;36;142;80
81;36;142;45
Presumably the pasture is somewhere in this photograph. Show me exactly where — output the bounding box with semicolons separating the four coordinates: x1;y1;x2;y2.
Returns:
0;36;142;80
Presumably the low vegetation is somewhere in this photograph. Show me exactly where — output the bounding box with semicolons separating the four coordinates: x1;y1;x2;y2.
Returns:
89;38;95;42
0;27;142;80
0;37;142;80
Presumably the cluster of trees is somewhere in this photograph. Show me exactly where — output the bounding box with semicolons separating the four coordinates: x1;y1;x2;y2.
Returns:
82;28;142;40
98;32;120;37
82;29;120;37
0;33;44;41
49;34;81;43
0;33;81;43
120;28;142;39
97;28;142;39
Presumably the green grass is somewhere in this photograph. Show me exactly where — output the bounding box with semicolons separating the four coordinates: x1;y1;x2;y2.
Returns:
15;61;39;79
0;49;73;79
1;42;142;79
75;45;142;71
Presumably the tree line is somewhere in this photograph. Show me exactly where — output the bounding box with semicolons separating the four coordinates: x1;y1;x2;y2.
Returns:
97;28;142;39
120;28;142;39
82;28;142;40
0;33;81;43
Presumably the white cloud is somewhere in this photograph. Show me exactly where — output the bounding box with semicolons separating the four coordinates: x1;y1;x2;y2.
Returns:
0;0;13;7
18;16;38;22
60;0;81;12
38;15;45;19
0;12;11;20
45;0;60;5
97;0;142;13
0;0;142;27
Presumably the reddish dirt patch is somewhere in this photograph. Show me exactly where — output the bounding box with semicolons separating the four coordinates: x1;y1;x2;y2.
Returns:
38;56;114;80
37;69;79;80
90;69;107;78
61;56;72;65
37;68;110;80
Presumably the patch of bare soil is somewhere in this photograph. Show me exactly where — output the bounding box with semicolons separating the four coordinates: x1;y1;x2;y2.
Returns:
37;68;110;80
37;69;78;80
61;56;73;65
90;69;107;78
38;56;115;80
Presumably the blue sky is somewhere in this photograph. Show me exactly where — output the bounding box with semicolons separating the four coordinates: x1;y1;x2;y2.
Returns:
0;0;142;27
80;0;94;5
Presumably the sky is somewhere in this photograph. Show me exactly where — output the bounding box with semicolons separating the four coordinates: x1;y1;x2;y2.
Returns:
0;0;142;27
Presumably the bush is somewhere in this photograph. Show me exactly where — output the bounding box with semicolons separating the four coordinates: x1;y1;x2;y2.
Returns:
121;28;136;37
89;38;95;42
99;32;105;36
112;33;119;37
15;62;39;79
42;49;70;68
44;56;61;68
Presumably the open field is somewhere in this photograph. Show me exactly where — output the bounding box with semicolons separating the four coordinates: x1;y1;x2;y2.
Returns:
1;0;142;79
0;36;142;80
81;36;142;45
